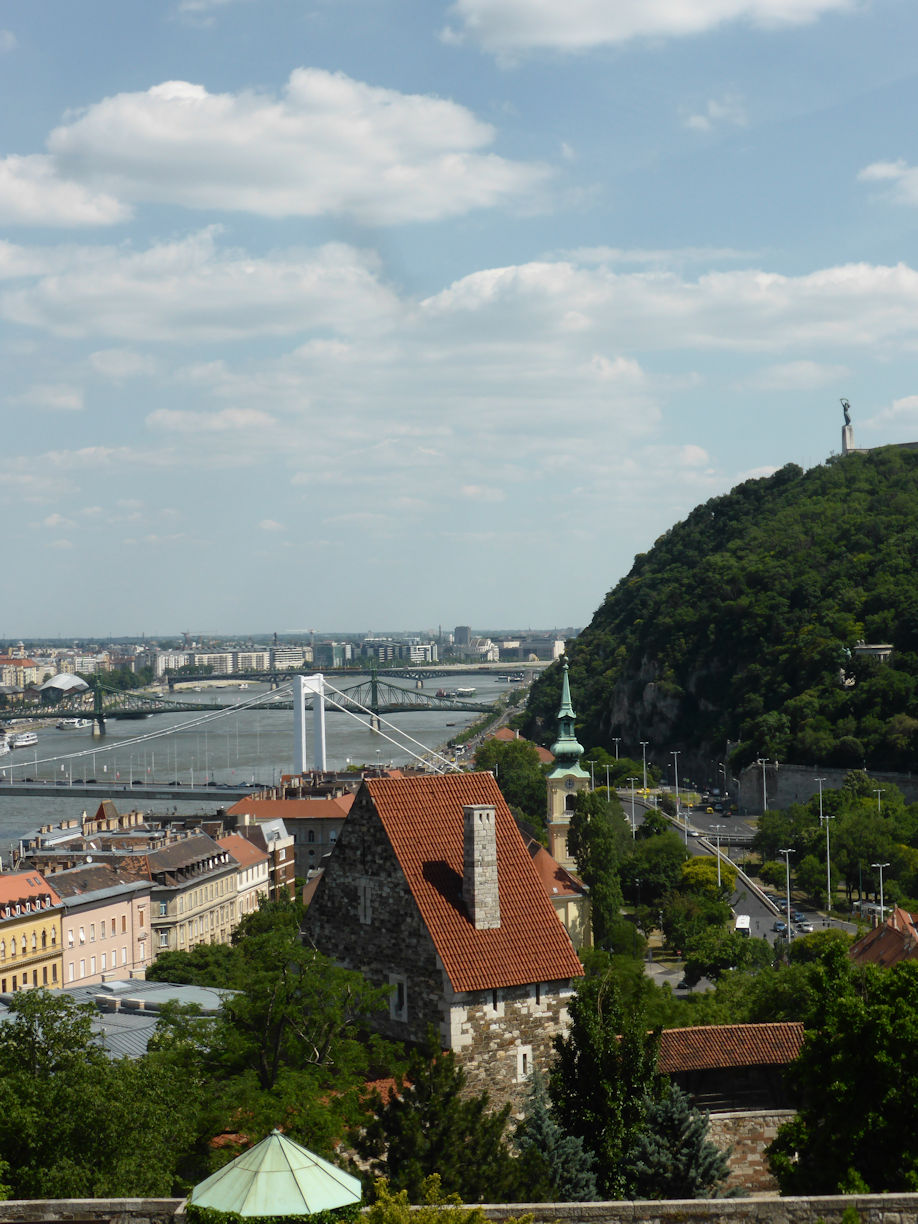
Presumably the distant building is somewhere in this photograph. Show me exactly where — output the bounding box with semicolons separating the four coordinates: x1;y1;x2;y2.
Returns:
216;833;271;920
304;772;584;1108
0;872;63;993
227;794;352;879
231;815;296;901
454;625;472;647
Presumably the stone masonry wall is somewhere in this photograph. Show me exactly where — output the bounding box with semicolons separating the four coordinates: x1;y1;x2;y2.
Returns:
0;1199;183;1224
708;1110;795;1196
445;979;575;1111
303;786;446;1046
481;1196;918;1224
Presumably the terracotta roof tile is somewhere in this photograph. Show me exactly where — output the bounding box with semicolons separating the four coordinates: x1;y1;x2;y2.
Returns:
365;772;584;994
226;796;353;820
658;1022;804;1073
0;871;61;907
217;833;270;868
849;906;918;967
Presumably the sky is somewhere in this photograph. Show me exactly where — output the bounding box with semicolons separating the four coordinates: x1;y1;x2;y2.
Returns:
3;0;918;638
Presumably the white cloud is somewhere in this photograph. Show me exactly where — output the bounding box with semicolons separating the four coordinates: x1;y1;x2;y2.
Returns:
47;538;73;549
40;513;75;529
88;348;157;380
11;383;84;411
684;94;747;132
1;229;400;341
0;30;17;53
45;70;549;224
865;394;918;430
444;0;854;53
0;155;129;226
740;359;850;390
859;159;918;205
259;518;284;531
146;407;276;432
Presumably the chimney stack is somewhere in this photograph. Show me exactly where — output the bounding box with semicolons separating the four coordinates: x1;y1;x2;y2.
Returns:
462;804;500;930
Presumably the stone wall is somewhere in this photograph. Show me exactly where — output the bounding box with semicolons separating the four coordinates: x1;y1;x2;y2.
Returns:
481;1196;918;1224
445;979;574;1110
708;1110;794;1195
0;1199;183;1224
737;762;918;813
303;786;446;1046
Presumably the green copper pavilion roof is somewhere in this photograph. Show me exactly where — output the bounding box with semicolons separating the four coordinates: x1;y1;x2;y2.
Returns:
548;659;588;778
188;1129;363;1217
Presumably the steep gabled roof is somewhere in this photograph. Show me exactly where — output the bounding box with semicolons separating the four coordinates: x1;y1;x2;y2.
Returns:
658;1022;804;1073
365;773;583;993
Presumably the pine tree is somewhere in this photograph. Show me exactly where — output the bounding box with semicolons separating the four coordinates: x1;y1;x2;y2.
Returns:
513;1071;597;1202
623;1085;731;1199
355;1032;523;1203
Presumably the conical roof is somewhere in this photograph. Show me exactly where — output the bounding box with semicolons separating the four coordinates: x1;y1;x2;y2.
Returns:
548;660;587;777
189;1130;362;1217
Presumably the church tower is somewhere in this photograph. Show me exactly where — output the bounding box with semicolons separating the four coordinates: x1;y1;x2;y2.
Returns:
545;659;590;871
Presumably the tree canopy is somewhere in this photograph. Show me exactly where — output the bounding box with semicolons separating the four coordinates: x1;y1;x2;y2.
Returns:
523;448;918;774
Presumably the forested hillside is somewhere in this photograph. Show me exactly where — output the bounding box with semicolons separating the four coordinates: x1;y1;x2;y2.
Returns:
525;447;918;775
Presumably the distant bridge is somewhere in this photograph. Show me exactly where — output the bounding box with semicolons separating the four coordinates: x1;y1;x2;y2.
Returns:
1;674;496;735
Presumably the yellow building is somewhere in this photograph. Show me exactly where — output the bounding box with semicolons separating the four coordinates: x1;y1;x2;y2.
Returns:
0;873;63;993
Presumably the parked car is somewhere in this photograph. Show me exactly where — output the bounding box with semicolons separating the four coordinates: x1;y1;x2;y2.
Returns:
773;920;787;933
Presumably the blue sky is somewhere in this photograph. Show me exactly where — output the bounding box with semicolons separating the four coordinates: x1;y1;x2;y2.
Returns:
2;0;918;637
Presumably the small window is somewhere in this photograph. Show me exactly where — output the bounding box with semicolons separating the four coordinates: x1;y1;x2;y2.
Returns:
111;918;116;936
307;829;315;843
159;902;168;917
67;930;74;948
89;924;95;942
491;988;499;1011
90;956;96;974
41;930;46;949
51;964;57;982
101;953;106;972
159;932;169;948
138;909;145;927
358;879;372;926
30;932;36;951
516;1047;533;1081
121;915;127;933
388;973;408;1022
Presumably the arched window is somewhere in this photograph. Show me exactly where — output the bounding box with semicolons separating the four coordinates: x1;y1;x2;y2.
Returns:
307;830;315;843
20;937;26;955
565;794;577;812
31;932;36;951
50;928;56;945
0;940;6;960
41;930;47;949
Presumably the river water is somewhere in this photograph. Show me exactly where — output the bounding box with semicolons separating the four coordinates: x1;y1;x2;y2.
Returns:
0;670;531;847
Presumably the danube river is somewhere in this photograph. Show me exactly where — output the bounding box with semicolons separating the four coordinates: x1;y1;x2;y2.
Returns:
0;670;533;849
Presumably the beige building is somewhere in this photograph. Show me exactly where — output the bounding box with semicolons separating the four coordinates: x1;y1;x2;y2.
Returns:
217;834;270;920
142;834;238;954
52;864;151;986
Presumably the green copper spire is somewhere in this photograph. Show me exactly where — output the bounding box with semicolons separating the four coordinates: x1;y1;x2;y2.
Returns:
549;658;586;771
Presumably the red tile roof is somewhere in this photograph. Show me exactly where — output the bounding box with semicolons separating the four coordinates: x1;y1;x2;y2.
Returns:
849;906;918;967
658;1022;804;1073
0;871;61;908
491;726;554;764
226;796;353;820
217;833;270;868
365;772;584;994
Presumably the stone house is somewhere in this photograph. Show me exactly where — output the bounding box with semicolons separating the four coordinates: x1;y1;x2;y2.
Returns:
304;771;584;1108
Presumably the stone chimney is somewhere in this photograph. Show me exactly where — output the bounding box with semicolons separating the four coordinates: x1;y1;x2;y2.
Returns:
462;804;500;930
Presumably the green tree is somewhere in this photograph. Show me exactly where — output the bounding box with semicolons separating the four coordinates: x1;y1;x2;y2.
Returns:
623;1085;731;1199
0;991;196;1198
768;961;918;1193
355;1035;523;1203
567;790;629;947
472;738;547;823
550;971;662;1198
513;1071;597;1202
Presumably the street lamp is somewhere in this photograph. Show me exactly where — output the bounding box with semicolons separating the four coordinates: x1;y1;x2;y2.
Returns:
872;861;890;923
874;788;885;815
756;758;770;812
627;776;638;838
613;738;621;760
640;741;649;795
711;823;727;889
671;750;685;844
589;760;596;790
816;777;834;918
779;848;794;943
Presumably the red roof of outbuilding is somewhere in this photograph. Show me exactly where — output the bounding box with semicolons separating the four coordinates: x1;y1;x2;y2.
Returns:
217;833;270;868
226;795;353;821
658;1022;804;1073
364;772;583;994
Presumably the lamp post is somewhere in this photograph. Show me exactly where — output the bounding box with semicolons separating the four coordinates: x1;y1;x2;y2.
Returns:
613;738;621;760
874;788;885;816
671;750;685;843
815;777;833;918
872;861;890;923
627;776;638;838
589;760;595;790
757;758;770;812
605;763;611;793
640;741;649;794
711;823;727;889
779;848;794;943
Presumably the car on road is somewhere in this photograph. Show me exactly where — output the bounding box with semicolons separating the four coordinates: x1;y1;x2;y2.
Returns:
776;898;789;912
796;921;815;933
773;920;787;933
792;910;806;923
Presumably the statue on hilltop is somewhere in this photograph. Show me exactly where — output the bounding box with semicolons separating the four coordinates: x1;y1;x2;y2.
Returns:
841;398;851;427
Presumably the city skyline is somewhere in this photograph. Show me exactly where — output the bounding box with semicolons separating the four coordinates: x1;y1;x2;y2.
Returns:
3;1;918;635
